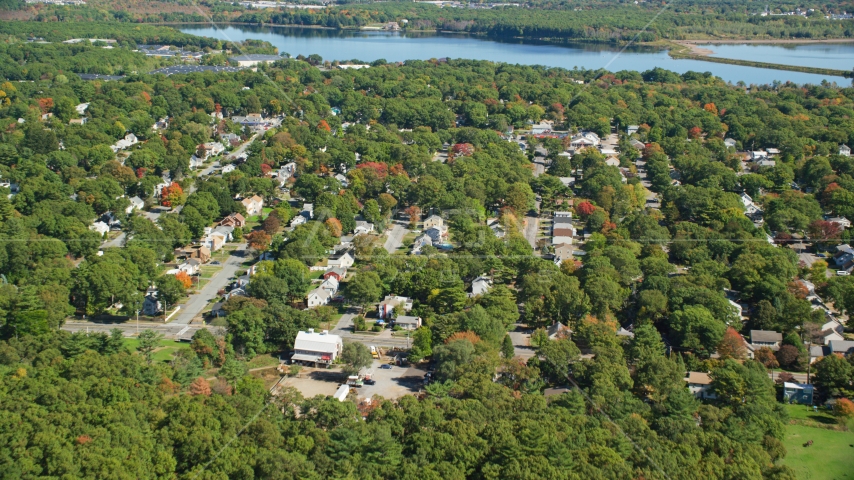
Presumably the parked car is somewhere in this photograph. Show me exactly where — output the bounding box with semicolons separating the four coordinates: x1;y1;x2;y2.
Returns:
380;364;393;369
816;253;827;258
364;379;376;385
837;271;850;276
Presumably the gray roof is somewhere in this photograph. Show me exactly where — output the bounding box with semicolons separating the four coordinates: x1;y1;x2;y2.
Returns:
395;315;420;325
828;340;854;354
810;345;829;357
750;330;783;343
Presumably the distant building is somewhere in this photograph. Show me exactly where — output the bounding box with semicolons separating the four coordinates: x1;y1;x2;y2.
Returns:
423;215;444;230
327;250;355;269
306;288;332;308
547;322;572;340
354;221;374;235
748;330;783;352
627;125;639;135
840;144;851;157
126;196;144;214
89;221;109;236
219;213;246;228
229;54;283;67
552;211;575;245
142;286;161;316
241;195;264;216
724;138;737;148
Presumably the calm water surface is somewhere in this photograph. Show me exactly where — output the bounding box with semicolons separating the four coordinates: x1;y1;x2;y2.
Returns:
180;25;853;85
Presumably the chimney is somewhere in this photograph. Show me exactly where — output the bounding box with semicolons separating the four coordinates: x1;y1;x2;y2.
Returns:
308;328;314;334
322;330;329;335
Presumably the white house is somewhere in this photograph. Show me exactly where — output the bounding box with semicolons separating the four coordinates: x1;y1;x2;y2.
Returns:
840;144;851;157
327;250;355;269
203;142;225;157
411;233;433;254
291;329;343;366
306;288;332;308
241;195;264;216
379;295;413;319
221;164;236;174
724;138;737;148
319;276;339;294
90;221;110;236
530;120;554;135
828;216;852;229
685;372;716;399
290;215;306;227
110;133;138;153
627;125;639;135
354;221;374;235
126;196;144;214
740;192;763;216
335;173;349;188
394;315;422;330
301;203;314;219
470;276;492;297
229;54;283;67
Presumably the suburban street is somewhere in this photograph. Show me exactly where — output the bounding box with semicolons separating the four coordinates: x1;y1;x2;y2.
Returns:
62;320;210;339
171;243;248;325
102;232;126;249
383;219;409;253
523;199;542;249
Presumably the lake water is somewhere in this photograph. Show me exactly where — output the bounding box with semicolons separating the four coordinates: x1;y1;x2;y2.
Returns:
180;25;853;85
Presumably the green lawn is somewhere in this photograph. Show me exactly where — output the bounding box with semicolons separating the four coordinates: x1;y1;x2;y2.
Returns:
784;404;837;425
782;424;854;480
124;338;191;363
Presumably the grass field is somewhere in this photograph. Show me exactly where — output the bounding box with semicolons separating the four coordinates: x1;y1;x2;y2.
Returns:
782;423;854;480
124;338;191;363
784;404;837;425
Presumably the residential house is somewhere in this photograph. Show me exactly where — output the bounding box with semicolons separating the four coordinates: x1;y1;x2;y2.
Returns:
273;163;297;186
424;227;446;244
470;276;492;297
152;117;169;131
547;322;572;340
241;195;264;216
627;125;639;135
423;215;444;230
757;159;777;168
174;245;211;264
558;176;575;188
554;243;573;264
629;139;645;150
822;329;845;344
202;142;225;157
822;318;844;335
306;288;332;308
378;295;413;319
69;118;88;125
833;244;854;271
291;329;343;367
552;211;575;245
394;315;422;331
749;330;783;351
487;218;506;238
767;148;781;156
783;382;814;405
724;138;737;148
530;120;554;135
290;215;306;227
301;203;314;219
354;221;375;235
230;113;267;126
90;221;109;236
323;267;347;282
319;274;339;291
75;103;89;115
616;327;635;339
840;144;851;157
327;250;355;269
570;131;600;148
202;227;231;252
220;132;241;146
685;372;716;400
335;173;349;187
809;344;828;363
219;213;246;228
828;340;854;356
189;155;206;169
751;150;769;161
225;287;247;300
828;216;852;229
110;133;138;153
221;164;236;174
126;196;144;214
605;156;620;167
740;192;763;217
411;233;433;254
142;286;161;316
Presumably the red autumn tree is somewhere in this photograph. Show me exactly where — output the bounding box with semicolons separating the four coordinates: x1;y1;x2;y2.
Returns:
190;377;212;396
808;219;842;241
356;162;389;180
325;218;342;237
717;327;747;360
246;230;271;253
404;205;421;227
175;271;193;289
317;120;331;132
576;200;596;217
688;126;703;139
260;163;272;176
262;214;281;235
451;143;474;158
160;182;184;207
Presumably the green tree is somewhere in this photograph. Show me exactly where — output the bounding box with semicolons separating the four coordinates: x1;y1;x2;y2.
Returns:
136;329;163;364
344;271;383;308
341;341;372;375
501;334;515;359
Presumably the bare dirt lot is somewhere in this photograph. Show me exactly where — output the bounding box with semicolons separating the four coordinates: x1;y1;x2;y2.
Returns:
280;360;429;400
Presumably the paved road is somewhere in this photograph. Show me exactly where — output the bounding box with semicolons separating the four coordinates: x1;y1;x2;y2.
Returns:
62;320;209;339
383;220;409;253
171;244;248;325
770;371;809;383
102;232;126;249
331;310;411;348
523;200;542;250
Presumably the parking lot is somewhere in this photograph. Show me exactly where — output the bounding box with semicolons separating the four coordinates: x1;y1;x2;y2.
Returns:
280;359;429;400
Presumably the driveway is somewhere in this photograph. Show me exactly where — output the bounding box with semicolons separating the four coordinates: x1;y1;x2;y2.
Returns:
102;232;125;249
171;243;247;325
383;220;409;253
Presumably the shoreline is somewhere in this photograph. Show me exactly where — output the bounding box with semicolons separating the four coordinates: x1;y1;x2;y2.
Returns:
674;38;854;57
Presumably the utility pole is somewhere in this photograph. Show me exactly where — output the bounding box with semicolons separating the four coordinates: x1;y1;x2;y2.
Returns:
136;309;140;335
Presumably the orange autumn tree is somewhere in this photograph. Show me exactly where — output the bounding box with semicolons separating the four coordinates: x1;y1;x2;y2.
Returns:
703;102;718;115
576;200;595;217
317;120;331;132
717;327;747;360
325;218;343;237
445;331;481;345
190;377;212;396
404;205;421;227
246;230;271;253
175;271;193;289
161;182;184;207
37;97;54;114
